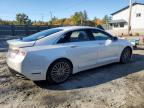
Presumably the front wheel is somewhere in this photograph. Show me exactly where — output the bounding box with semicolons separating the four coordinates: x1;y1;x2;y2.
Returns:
47;59;72;84
120;47;132;64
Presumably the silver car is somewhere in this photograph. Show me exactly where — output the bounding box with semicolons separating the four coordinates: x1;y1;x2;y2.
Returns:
6;26;133;83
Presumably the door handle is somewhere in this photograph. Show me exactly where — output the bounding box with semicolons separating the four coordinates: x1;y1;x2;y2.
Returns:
70;45;77;48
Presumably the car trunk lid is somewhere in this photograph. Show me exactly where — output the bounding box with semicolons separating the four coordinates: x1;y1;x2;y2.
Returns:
7;39;35;48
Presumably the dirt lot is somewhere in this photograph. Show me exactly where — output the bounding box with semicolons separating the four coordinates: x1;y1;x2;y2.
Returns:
0;46;144;108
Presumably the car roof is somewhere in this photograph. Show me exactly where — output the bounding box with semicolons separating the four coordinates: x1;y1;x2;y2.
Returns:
55;26;98;31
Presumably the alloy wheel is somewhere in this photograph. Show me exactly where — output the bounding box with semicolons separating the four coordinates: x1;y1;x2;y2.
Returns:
50;61;71;83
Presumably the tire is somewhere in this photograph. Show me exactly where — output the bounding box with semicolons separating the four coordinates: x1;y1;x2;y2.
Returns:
120;47;132;64
46;59;72;84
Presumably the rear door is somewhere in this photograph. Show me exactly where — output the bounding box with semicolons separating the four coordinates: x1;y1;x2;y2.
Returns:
57;29;99;70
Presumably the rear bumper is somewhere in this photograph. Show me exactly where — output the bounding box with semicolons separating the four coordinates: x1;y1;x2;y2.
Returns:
6;56;46;81
7;57;22;73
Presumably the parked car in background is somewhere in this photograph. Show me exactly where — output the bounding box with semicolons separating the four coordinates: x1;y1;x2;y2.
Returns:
6;26;133;83
129;38;140;48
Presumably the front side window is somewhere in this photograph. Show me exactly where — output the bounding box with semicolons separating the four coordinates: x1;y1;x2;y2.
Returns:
22;28;62;42
91;29;111;41
58;30;90;43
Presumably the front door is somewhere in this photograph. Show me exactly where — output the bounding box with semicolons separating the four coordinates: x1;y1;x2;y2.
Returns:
90;29;120;63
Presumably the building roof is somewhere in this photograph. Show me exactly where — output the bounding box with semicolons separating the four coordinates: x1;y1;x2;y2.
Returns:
111;3;144;15
109;19;127;24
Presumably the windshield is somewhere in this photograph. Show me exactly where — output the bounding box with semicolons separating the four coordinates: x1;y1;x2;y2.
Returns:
22;28;62;41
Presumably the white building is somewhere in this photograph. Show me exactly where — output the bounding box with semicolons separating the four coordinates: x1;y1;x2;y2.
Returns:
109;3;144;36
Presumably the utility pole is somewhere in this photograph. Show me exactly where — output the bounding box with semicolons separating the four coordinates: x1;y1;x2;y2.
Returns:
41;13;44;22
80;17;83;26
128;0;132;36
50;11;53;20
50;11;53;26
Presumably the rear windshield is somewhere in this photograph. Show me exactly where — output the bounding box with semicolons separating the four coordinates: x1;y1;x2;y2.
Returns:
22;28;62;41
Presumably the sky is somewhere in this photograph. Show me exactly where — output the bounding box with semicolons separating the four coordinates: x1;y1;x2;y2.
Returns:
0;0;144;21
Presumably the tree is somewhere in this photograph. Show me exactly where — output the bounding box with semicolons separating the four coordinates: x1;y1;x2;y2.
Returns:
93;17;98;26
51;19;64;26
80;10;88;25
0;18;15;25
70;11;88;25
93;17;104;26
63;18;73;26
0;12;112;27
16;13;31;25
85;20;95;26
83;10;88;21
48;16;59;26
103;15;111;25
70;12;81;25
32;21;48;26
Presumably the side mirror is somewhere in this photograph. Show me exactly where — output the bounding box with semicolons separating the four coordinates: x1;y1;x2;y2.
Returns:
113;36;118;41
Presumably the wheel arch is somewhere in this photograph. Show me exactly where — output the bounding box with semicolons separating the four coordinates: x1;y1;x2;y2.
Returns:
47;57;73;73
123;46;133;53
120;46;133;63
46;57;73;82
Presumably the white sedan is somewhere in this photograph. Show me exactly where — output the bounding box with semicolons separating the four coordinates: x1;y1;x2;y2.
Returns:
6;26;133;83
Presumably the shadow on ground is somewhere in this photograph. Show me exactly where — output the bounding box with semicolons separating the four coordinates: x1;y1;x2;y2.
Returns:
134;47;144;50
35;54;144;90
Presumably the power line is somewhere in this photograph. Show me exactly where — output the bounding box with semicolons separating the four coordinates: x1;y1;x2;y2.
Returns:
41;13;44;22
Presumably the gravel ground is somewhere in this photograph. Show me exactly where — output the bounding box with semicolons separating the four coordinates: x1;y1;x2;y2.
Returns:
0;46;144;108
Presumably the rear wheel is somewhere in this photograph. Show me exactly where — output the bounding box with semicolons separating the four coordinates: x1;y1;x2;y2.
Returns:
47;59;72;84
120;47;132;64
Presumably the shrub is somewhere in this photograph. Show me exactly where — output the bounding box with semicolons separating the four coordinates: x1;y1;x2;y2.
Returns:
135;33;139;36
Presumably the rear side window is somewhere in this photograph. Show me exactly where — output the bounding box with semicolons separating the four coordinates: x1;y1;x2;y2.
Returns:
70;31;90;42
58;30;90;43
22;28;62;42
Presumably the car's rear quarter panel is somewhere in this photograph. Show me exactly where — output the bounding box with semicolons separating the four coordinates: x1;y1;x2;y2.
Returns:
23;45;75;80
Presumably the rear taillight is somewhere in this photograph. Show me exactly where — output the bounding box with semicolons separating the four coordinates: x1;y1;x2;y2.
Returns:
9;49;19;54
9;48;26;57
18;50;26;56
